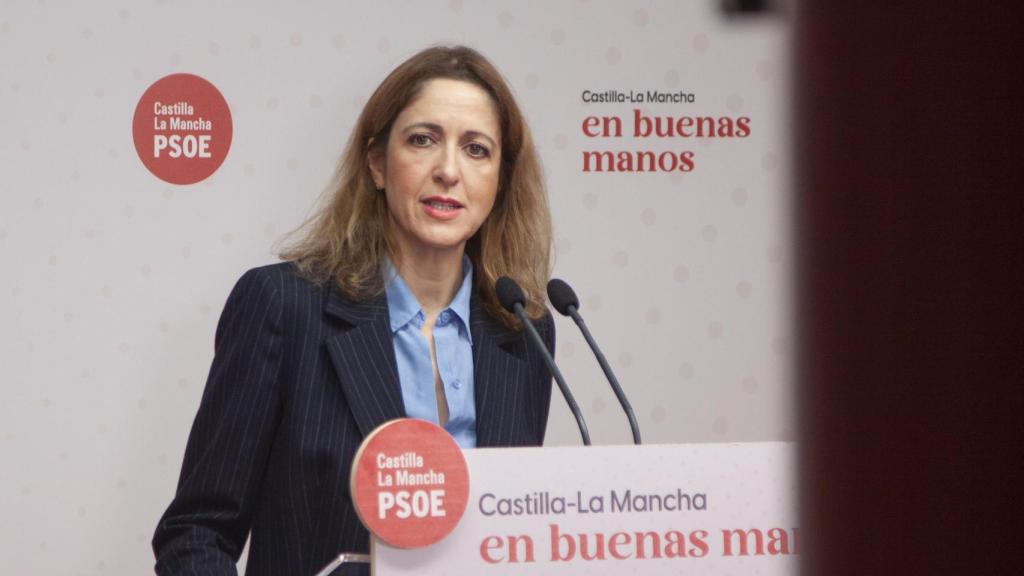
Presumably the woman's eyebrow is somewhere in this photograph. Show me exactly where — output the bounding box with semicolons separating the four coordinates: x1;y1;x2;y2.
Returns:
462;130;497;149
401;122;497;148
401;121;443;134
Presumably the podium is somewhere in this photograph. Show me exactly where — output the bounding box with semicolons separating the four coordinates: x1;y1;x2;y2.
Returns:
316;421;797;576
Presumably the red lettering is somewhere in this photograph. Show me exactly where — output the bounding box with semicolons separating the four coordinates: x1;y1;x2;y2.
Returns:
549;524;575;561
722;528;765;557
608;532;631;560
737;116;752;137
664;530;687;558
767;527;790;555
689;529;710;558
578;533;606;561
633;108;652;137
480;536;503;564
678;116;694;137
508;535;535;563
635;531;662;559
582;150;614;172
657;150;677;172
480;534;536;564
679;150;696;171
583;116;621;137
718;116;736;137
695;116;715;137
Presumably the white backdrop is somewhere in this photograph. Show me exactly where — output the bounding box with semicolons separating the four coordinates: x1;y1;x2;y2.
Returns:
0;1;791;573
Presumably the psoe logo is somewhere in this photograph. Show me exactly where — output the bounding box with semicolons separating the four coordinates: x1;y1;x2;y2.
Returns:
132;73;232;185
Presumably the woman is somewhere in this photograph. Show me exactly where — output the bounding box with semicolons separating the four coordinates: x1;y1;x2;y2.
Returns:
152;45;554;575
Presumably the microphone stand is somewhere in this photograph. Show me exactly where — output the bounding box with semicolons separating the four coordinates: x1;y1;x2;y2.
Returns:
513;302;592;446
566;304;641;445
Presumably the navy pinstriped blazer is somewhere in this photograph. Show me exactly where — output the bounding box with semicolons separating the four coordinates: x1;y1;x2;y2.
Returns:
152;262;554;575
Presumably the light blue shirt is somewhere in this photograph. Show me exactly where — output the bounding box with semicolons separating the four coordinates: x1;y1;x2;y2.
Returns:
384;257;476;448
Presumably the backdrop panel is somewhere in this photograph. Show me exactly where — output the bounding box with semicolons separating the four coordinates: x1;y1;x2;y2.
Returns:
0;2;791;573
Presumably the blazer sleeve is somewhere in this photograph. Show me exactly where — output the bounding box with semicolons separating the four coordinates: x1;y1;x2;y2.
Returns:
153;268;284;575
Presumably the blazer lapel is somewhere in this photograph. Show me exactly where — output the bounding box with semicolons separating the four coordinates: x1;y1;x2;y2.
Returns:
324;287;406;438
470;294;528;447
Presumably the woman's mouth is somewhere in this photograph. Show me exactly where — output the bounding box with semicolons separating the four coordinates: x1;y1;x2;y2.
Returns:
425;200;459;211
421;197;464;220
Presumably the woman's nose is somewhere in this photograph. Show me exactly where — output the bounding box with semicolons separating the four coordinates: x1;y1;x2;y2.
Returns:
433;144;460;187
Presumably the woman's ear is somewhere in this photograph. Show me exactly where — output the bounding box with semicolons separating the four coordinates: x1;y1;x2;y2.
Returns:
368;142;386;190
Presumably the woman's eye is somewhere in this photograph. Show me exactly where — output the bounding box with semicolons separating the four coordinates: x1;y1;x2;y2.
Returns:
466;143;490;158
409;134;433;147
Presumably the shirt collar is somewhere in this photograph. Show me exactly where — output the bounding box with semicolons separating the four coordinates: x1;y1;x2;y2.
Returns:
448;256;473;337
383;255;474;340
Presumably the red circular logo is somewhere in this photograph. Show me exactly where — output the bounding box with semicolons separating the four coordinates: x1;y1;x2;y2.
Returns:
351;419;470;549
132;73;232;185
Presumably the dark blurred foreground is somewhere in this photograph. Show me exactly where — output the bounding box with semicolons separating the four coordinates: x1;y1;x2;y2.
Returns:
797;3;1023;575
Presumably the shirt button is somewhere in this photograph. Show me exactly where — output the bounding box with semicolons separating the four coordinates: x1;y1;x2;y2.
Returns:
438;311;451;325
451;379;461;390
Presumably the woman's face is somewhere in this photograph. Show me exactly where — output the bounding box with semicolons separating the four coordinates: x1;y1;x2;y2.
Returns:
369;78;502;259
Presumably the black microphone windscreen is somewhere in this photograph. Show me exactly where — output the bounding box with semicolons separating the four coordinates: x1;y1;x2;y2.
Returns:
495;276;526;312
546;278;580;316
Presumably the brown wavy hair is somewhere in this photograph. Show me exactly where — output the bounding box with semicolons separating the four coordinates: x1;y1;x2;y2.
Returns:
279;45;552;329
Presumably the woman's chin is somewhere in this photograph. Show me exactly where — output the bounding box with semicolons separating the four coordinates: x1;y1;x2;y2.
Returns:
397;232;471;256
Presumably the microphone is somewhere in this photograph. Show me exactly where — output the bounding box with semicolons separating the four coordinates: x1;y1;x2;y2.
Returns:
547;278;642;445
496;276;591;446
